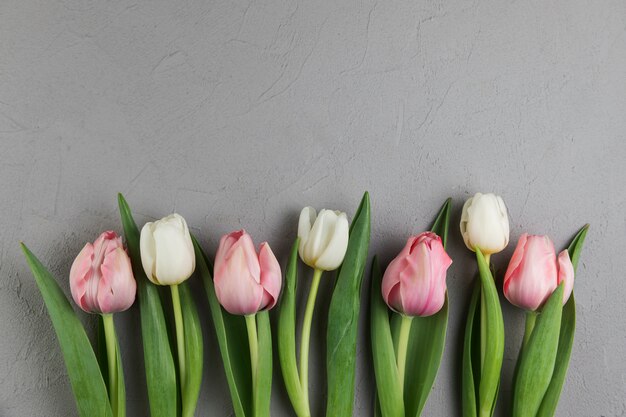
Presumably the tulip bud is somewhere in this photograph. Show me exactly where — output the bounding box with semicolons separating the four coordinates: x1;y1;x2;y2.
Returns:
214;230;282;315
140;213;195;285
69;231;136;314
460;192;510;255
381;232;452;317
503;233;575;311
297;207;349;271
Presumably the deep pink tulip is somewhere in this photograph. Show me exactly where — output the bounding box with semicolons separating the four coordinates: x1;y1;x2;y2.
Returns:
503;233;575;311
214;230;282;315
381;232;453;317
70;231;136;314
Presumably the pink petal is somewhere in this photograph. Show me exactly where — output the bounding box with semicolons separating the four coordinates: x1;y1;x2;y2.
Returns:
98;247;136;314
214;244;263;315
258;242;282;310
69;243;95;312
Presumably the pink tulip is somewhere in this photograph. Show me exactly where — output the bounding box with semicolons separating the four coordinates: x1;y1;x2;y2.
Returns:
214;230;282;315
503;233;575;311
70;231;136;314
381;232;453;317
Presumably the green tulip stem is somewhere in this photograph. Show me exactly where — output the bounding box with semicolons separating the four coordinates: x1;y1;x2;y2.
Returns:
523;311;538;348
170;284;186;391
245;314;260;402
396;314;413;394
299;268;323;411
480;253;491;371
102;313;119;416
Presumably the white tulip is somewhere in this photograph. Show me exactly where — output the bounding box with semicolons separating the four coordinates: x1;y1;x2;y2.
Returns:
460;193;510;255
140;213;196;285
298;207;349;271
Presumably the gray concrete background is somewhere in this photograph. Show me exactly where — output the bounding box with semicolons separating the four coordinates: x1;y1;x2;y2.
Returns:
1;0;625;415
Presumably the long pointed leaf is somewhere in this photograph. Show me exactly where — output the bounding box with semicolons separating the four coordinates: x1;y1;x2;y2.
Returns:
430;198;451;249
21;244;113;417
512;285;564;417
179;282;203;417
370;256;404;417
476;248;504;417
462;282;480;417
326;192;371;417
114;332;127;417
277;240;308;416
118;194;177;417
536;224;588;417
404;298;448;417
193;236;250;417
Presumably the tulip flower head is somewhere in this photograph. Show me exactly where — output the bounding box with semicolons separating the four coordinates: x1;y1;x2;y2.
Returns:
298;207;349;271
381;232;452;317
460;192;510;255
140;213;196;286
214;230;282;315
70;231;136;314
503;233;575;311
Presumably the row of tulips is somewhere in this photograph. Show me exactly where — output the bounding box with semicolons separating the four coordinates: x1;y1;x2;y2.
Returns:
20;191;587;417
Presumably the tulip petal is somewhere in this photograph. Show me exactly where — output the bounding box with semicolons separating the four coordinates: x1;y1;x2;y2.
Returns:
153;219;195;285
298;207;316;259
214;245;263;315
258;242;281;310
557;250;575;305
504;234;558;311
315;212;349;271
140;222;158;283
69;242;95;312
232;231;261;284
98;247;136;314
303;209;336;266
399;243;433;316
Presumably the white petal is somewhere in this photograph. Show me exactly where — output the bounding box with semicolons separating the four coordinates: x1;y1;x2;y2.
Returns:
315;212;349;270
153;217;195;285
140;222;158;284
303;209;337;266
298;207;316;259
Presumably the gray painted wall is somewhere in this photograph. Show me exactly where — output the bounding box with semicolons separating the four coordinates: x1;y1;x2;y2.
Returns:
1;0;625;415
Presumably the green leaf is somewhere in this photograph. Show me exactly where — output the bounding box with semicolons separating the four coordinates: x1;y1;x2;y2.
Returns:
536;224;588;417
461;282;480;417
254;311;273;417
277;239;309;417
118;194;177;417
476;248;504;417
404;297;448;417
370;256;405;417
193;236;251;417
512;285;565;417
21;244;113;417
179;282;203;417
326;191;371;417
430;197;452;249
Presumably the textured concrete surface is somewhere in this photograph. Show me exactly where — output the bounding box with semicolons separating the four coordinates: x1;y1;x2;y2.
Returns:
1;0;625;415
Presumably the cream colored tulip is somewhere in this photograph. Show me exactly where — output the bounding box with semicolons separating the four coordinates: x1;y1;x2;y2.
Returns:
297;207;349;271
140;213;195;285
460;193;510;255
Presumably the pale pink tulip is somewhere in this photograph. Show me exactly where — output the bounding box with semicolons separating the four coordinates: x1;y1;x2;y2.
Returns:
381;232;452;317
214;230;282;315
503;233;575;311
70;231;136;314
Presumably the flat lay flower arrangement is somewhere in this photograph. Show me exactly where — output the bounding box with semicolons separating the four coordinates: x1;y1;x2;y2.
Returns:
20;191;588;417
